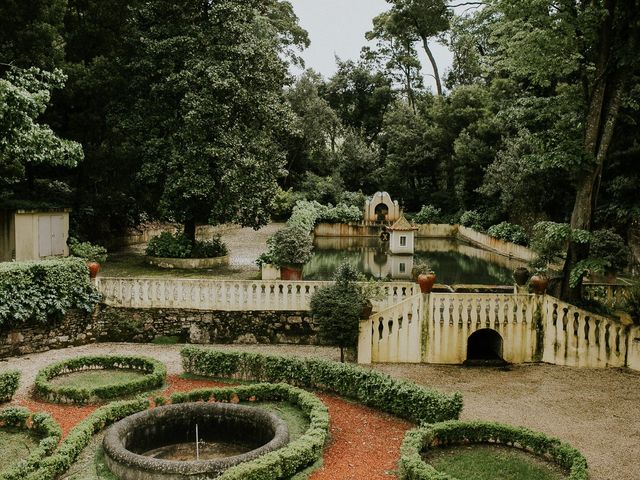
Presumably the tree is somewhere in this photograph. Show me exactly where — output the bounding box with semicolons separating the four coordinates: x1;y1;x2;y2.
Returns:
324;59;395;141
117;0;307;244
0;67;83;197
310;263;366;362
0;0;66;70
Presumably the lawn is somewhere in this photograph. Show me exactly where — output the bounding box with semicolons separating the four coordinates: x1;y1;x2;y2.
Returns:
426;444;566;480
0;428;39;472
48;369;147;390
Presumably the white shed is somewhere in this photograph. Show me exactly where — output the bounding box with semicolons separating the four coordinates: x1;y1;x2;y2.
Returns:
0;209;70;262
388;214;417;255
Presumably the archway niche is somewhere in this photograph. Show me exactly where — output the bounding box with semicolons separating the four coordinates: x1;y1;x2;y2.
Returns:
374;203;389;221
466;328;504;361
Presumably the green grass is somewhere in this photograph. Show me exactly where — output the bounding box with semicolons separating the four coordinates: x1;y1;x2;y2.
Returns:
49;369;147;390
0;428;39;472
151;335;181;345
100;252;259;279
427;445;566;480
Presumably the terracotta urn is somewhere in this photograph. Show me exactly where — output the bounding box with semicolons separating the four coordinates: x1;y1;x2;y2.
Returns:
513;267;530;286
280;265;303;281
87;261;101;279
530;274;549;295
360;300;374;319
417;273;437;294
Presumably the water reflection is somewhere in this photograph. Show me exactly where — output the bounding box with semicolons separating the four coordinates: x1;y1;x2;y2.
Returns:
303;237;525;285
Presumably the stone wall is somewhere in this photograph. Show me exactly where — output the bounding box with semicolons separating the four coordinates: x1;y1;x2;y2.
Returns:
0;307;319;359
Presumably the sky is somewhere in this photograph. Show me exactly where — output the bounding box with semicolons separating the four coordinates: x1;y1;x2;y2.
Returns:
287;0;454;92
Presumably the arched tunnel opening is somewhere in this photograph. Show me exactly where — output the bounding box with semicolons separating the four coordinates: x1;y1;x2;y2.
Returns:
466;328;504;363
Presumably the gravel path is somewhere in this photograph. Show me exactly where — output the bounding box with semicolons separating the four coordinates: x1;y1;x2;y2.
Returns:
2;344;639;480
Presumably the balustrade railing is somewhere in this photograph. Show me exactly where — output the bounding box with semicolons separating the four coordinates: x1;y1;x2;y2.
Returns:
96;277;417;312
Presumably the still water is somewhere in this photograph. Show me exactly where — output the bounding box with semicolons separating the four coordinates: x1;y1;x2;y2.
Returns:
302;237;525;285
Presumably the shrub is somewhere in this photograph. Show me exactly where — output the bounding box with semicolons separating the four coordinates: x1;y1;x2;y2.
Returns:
413;205;443;224
0;258;100;327
191;236;228;258
487;221;529;246
181;347;463;424
0;371;20;403
68;238;108;263
145;232;192;258
337;190;367;209
459;210;484;230
271;187;295;220
266;225;314;267
624;283;640;325
589;229;630;274
310;263;366;362
288;200;321;232
317;203;363;224
0;407;61;480
145;232;228;259
35;355;166;404
171;383;329;480
24;398;149;480
399;420;588;480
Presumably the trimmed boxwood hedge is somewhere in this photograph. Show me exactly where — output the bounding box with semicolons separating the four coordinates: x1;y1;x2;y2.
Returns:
171;382;330;480
0;406;62;480
399;420;588;480
24;398;149;480
181;347;463;424
35;355;166;404
0;371;20;403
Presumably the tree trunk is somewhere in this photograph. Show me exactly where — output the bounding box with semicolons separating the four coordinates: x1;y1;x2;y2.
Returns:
184;218;197;246
421;35;443;96
339;347;345;363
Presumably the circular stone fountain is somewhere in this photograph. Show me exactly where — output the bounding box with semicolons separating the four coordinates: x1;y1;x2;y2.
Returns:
103;402;289;480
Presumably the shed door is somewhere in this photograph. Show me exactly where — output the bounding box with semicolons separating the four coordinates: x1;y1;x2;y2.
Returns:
38;215;52;257
50;215;65;255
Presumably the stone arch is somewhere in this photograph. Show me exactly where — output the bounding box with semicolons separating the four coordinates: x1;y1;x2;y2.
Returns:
467;328;504;361
374;203;389;221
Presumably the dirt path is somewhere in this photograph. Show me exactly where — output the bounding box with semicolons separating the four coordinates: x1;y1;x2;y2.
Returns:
2;344;639;479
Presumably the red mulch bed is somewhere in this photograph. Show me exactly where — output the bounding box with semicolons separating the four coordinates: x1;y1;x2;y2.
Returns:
13;375;413;479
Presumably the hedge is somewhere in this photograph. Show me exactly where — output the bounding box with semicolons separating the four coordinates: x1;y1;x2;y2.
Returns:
0;407;62;480
398;420;588;480
181;347;463;424
24;398;149;480
171;382;329;480
0;370;20;403
0;258;100;327
35;355;166;404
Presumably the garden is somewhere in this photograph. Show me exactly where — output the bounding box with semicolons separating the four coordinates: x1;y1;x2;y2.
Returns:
1;346;596;480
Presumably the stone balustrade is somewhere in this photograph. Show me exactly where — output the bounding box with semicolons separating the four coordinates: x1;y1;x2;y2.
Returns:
96;277;417;312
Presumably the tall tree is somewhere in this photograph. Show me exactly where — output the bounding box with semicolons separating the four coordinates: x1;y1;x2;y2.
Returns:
118;0;307;244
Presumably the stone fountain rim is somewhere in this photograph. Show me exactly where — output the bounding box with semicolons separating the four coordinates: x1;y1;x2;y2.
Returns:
102;401;289;475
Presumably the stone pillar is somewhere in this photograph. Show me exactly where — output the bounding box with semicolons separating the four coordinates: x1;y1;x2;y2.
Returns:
357;319;372;364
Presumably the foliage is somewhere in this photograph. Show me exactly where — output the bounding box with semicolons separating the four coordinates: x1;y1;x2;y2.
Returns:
623;284;640;325
399;420;588;480
0;371;20;403
487;222;529;246
414;205;443;225
588;229;630;274
23;398;150;480
0;407;61;480
68;238;108;263
266;225;314;267
317;203;363;224
459;210;486;231
529;222;590;273
310;263;367;361
337;190;368;210
0;258;100;326
271;187;295;220
171;382;329;480
181;347;463;424
145;232;227;259
411;261;434;277
35;356;166;404
0;67;83;189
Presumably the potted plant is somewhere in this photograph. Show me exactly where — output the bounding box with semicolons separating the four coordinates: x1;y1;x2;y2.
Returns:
529;269;550;295
358;275;386;318
266;226;314;280
69;238;108;279
256;252;281;280
412;261;436;294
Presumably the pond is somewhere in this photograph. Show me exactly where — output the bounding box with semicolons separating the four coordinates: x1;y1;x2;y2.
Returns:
302;237;525;285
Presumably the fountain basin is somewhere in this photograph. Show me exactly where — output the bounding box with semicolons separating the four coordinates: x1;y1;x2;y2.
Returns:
103;402;289;480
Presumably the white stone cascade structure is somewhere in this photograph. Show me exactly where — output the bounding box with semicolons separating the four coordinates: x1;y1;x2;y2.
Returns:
364;192;401;223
